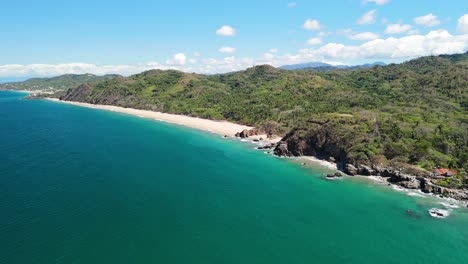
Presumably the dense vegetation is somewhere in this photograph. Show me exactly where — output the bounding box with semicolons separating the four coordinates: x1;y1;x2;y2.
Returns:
0;74;121;92
52;53;468;179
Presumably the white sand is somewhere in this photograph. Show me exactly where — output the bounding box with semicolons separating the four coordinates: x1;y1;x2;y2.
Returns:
299;156;339;170
46;98;278;140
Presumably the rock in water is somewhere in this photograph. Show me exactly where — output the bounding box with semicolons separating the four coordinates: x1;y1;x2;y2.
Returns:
428;208;450;218
257;143;276;150
274;141;290;156
326;172;343;179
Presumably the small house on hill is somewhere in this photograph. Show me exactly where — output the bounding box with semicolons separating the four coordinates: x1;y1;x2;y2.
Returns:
432;168;457;178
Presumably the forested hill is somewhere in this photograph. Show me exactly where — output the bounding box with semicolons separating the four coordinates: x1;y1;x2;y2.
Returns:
60;52;467;180
0;74;121;92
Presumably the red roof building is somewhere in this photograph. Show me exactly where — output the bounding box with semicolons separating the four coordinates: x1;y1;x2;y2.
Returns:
433;168;457;177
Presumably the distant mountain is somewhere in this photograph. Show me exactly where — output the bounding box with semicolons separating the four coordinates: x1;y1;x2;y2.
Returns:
280;62;333;70
280;61;386;71
0;73;122;92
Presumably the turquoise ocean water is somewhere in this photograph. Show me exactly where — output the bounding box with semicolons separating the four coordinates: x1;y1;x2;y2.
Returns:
1;91;467;263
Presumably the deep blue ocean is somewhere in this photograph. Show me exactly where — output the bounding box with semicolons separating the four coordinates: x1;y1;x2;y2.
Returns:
1;91;467;263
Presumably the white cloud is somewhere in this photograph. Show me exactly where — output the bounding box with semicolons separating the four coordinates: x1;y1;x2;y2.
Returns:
339;29;379;40
414;13;440;27
218;46;236;53
0;63;168;78
306;37;322;45
216;25;236;36
287;2;296;8
362;0;389;5
385;23;412;34
166;53;186;65
1;31;467;77
350;32;380;40
263;53;275;60
303;19;321;30
357;10;377;25
458;14;468;33
193;52;201;57
269;48;278;53
292;30;468;63
407;29;420;35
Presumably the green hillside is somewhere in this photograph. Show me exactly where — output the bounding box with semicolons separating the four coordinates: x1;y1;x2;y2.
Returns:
0;73;121;92
57;53;467;180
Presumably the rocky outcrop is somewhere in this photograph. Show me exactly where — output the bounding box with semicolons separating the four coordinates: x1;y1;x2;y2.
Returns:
421;179;468;200
60;83;94;102
326;172;343;179
235;128;261;138
345;164;358;176
274;141;291;156
257;143;276;150
357;165;374;176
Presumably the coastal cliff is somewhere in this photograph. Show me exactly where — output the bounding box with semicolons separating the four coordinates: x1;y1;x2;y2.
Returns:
25;52;468;200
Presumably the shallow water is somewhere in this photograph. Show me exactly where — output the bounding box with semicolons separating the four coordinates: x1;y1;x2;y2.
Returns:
1;91;467;263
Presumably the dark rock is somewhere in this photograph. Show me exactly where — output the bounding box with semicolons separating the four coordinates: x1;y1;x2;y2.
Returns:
345;164;358;176
257;143;276;150
421;179;468;200
358;165;374;176
235;128;261;138
326;172;343;178
399;177;421;189
273;141;290;156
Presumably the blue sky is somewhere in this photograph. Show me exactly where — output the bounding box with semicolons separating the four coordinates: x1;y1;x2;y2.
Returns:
0;0;467;77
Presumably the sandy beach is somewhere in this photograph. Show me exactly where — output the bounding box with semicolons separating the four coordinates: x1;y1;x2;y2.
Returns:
299;156;339;170
46;98;279;141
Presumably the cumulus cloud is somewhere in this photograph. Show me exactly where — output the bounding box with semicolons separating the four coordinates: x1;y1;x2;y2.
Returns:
458;14;468;33
362;0;389;5
357;10;377;25
349;32;380;40
385;23;412;34
339;29;379;40
2;31;467;77
293;30;468;63
414;13;440;27
166;53;186;65
216;25;236;36
306;37;322;45
303;19;321;30
0;63;167;78
270;48;278;53
218;46;236;53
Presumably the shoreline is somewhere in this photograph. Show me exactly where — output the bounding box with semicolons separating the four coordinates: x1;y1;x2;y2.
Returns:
45;98;280;143
42;97;468;209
